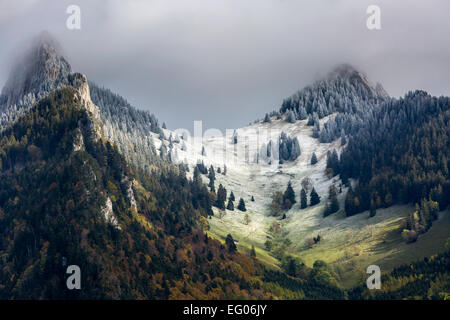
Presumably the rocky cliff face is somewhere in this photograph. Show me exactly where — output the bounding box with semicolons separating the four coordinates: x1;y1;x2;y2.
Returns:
68;73;103;140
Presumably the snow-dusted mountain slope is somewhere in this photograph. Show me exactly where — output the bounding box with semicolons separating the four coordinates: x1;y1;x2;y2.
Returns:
156;113;342;247
277;63;388;120
158;115;449;287
147;65;391;256
149;66;450;285
0;31;72;130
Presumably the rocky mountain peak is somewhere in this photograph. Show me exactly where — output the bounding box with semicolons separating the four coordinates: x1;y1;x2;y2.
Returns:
1;31;71;109
0;32;103;139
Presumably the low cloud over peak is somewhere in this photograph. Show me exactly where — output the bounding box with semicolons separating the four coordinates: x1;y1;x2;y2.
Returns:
1;0;450;130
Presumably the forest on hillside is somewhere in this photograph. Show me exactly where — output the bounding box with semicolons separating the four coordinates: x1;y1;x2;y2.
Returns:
0;87;346;299
323;92;450;238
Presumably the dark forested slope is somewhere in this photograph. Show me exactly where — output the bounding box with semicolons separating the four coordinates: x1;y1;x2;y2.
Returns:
0;87;262;299
0;87;344;299
336;91;450;226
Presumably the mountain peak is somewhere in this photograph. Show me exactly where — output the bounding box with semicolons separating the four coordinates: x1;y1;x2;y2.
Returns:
0;32;103;138
328;63;372;89
34;30;65;56
1;31;71;108
329;63;361;78
276;63;389;121
328;63;389;98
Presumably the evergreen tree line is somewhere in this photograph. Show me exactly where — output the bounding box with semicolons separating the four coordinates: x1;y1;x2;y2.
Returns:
257;132;301;164
271;181;321;216
89;82;166;170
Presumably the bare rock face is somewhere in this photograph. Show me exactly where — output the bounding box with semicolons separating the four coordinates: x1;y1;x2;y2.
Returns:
68;73;103;140
69;73;101;122
72;127;85;152
101;196;120;228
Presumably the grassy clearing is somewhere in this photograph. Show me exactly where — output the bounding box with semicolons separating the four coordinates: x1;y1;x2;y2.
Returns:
208;202;450;288
291;206;450;288
196;117;450;288
208;208;280;269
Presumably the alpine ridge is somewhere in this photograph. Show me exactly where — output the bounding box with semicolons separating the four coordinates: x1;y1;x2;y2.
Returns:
0;32;71;126
0;31;448;300
0;31;346;300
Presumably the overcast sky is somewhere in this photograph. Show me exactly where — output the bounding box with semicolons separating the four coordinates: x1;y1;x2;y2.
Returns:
1;0;449;131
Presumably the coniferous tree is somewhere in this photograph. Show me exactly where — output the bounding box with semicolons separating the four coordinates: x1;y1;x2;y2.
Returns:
225;234;237;253
307;112;319;126
298;106;307;120
330;192;339;214
226;198;234;211
324;185;339;216
278;132;301;162
208;165;215;192
300;188;308;209
285;110;296;123
215;184;227;210
229;191;235;202
344;186;360;216
193;166;202;185
283;181;296;209
290;137;301;161
264;113;271;123
196;161;207;174
311;152;318;165
310;187;321;206
237;198;247;211
326;149;340;176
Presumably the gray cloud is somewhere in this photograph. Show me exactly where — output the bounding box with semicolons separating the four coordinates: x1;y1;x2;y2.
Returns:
1;0;450;131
